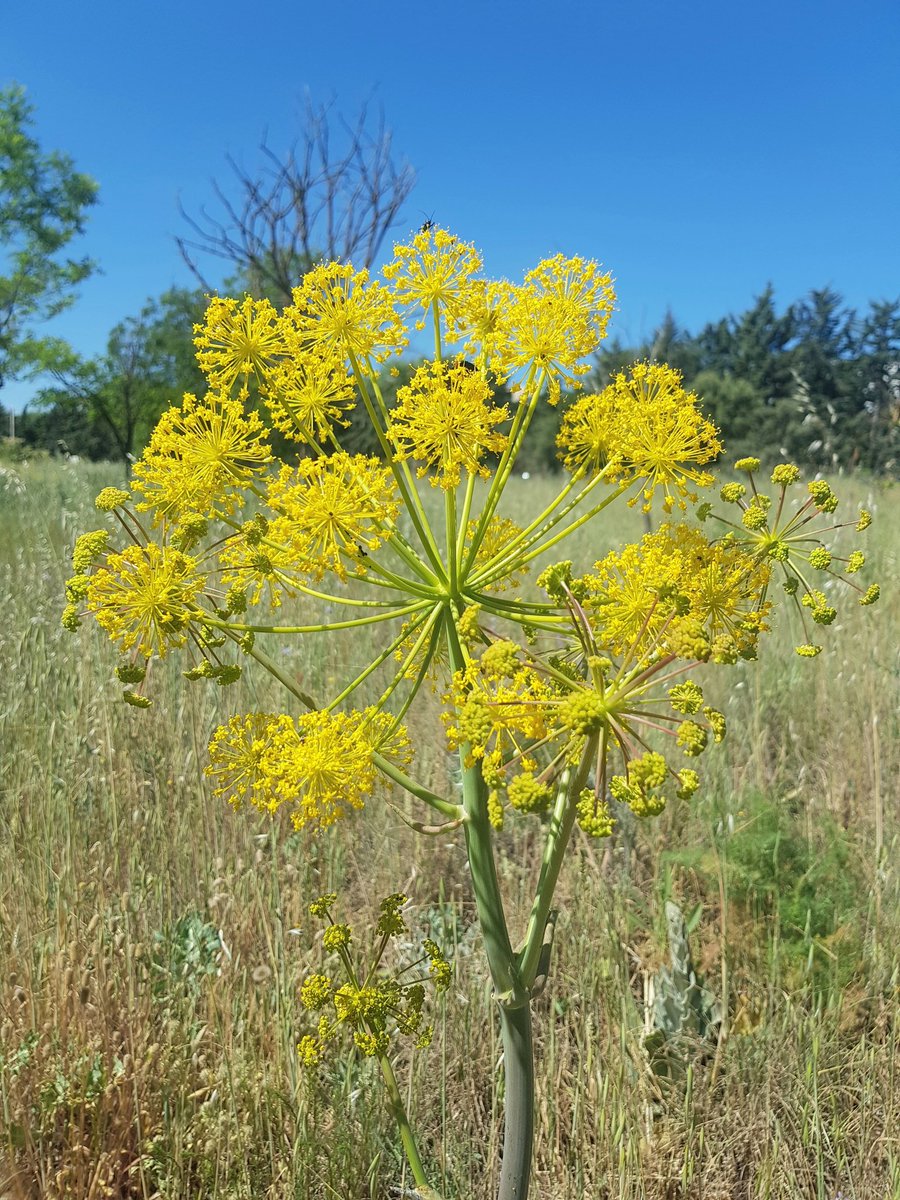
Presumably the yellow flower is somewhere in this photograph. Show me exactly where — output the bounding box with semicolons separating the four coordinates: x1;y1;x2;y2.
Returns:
284;262;406;366
559;362;722;510
86;543;205;658
206;712;296;812
193;295;283;389
218;515;300;609
132;391;272;524
448;660;552;775
448;277;517;375
502;255;616;401
208;708;405;830
585;524;769;663
264;344;355;445
388;360;509;489
265;452;399;580
384;226;482;321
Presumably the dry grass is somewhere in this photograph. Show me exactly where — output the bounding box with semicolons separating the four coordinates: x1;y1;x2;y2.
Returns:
0;457;898;1199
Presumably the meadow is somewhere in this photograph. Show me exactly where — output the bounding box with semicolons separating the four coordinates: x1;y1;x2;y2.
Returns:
0;455;898;1199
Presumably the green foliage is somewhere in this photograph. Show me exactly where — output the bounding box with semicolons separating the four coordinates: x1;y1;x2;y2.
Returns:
595;286;900;474
27;287;208;462
667;792;864;993
0;84;99;385
150;912;224;998
649;901;721;1047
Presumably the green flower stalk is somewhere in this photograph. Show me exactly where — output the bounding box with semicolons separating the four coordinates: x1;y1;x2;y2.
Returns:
66;225;879;1200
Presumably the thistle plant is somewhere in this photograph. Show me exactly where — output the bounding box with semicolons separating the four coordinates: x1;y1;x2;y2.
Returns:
64;226;878;1199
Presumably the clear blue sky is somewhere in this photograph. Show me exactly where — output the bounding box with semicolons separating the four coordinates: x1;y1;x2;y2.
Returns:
4;0;899;412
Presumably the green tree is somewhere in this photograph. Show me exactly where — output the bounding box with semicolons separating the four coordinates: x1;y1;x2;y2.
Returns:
0;84;99;388
853;299;900;473
33;288;207;464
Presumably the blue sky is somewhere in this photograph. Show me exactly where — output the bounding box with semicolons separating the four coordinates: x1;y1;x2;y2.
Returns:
3;0;899;412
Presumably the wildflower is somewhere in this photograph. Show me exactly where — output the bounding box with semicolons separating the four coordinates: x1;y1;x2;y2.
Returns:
206;713;297;813
95;487;130;512
309;894;338;918
846;551;865;573
264;345;355;445
676;720;708;757
86;543;205;658
558;362;721;511
706;459;876;653
507;772;552;814
284;262;406;366
376;893;409;938
132;391;272;524
859;583;880;606
72;529;110;573
677;769;700;799
300;974;332;1010
384;226;482;322
448;277;516;374
576;790;615;837
264;452;399;580
584;524;769;664
669;681;704;714
194;295;283;389
218;515;299;609
502;255;616;400
808;479;839;513
208;708;405;830
61;604;81;631
323;924;352;952
771;463;800;486
389;359;509;488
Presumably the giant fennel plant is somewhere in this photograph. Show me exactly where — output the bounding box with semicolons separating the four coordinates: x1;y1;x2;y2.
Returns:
64;227;877;1199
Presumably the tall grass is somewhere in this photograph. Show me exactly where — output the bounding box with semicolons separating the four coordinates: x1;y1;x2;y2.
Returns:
1;457;898;1198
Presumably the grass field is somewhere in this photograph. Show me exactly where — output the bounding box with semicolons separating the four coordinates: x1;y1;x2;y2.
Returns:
1;455;898;1199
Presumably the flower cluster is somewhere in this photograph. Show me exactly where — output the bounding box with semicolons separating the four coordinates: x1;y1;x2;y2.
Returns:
206;708;408;830
558;362;722;511
709;459;878;656
64;226;880;853
296;892;451;1066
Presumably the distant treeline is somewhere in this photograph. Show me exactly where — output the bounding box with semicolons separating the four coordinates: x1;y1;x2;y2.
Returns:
4;285;898;475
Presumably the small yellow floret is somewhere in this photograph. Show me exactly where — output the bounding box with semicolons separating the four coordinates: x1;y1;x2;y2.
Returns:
86;543;205;658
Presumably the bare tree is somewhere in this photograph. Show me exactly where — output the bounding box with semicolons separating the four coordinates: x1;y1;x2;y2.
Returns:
177;97;416;307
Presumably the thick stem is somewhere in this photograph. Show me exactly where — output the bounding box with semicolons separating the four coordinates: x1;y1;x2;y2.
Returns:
496;1003;534;1200
444;616;534;1199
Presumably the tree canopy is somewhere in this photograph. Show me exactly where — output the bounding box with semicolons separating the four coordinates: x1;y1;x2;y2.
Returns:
0;84;99;389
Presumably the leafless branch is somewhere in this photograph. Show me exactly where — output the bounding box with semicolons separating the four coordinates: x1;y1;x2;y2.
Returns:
177;96;416;306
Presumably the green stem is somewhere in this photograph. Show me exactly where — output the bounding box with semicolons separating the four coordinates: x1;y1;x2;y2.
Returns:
443;615;533;1200
446;485;459;599
517;737;597;990
325;607;433;711
461;365;540;575
377;1053;437;1196
205;601;426;635
241;641;317;710
348;351;447;582
496;1004;534;1200
373;753;462;821
472;480;630;590
456;470;478;562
